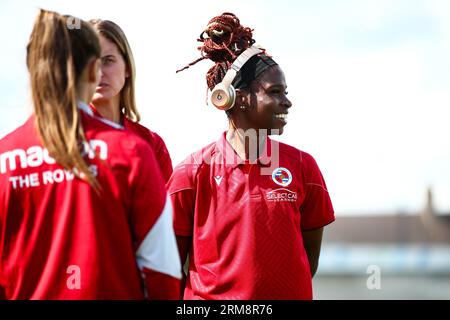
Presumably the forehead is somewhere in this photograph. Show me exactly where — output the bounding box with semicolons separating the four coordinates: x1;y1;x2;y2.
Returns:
99;35;121;56
255;65;286;88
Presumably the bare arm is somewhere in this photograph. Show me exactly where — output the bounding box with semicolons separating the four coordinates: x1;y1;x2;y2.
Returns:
302;227;324;278
176;235;192;299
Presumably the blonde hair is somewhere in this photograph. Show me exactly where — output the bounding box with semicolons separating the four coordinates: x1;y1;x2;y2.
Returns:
90;19;140;122
27;9;101;188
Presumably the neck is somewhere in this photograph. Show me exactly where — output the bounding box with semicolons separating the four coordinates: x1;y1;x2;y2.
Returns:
91;95;122;124
226;122;267;162
76;84;92;107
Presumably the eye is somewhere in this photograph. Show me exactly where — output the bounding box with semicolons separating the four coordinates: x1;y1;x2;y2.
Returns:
269;88;282;94
268;88;288;95
102;57;115;65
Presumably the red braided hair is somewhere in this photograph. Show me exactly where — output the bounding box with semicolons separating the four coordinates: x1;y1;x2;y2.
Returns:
176;12;256;90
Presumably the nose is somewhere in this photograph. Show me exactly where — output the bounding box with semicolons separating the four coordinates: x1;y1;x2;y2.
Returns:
282;95;292;109
99;67;105;78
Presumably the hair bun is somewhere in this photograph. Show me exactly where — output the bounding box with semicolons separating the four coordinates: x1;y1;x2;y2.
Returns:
200;12;254;63
176;12;255;73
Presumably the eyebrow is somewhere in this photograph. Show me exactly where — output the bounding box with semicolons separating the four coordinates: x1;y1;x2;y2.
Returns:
266;84;287;90
101;54;116;59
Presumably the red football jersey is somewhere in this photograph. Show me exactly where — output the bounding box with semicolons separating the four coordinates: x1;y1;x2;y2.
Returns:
0;104;181;299
123;119;173;183
168;132;334;300
89;105;173;182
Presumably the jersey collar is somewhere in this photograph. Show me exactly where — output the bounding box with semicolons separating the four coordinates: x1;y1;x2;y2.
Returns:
84;103;124;129
77;101;93;116
215;131;272;168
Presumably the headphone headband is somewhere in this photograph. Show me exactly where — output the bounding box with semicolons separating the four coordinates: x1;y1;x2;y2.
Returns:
231;46;264;71
210;45;264;110
221;46;263;87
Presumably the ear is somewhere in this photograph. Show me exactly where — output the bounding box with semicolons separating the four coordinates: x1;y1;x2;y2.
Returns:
88;58;101;84
235;88;250;110
125;66;130;78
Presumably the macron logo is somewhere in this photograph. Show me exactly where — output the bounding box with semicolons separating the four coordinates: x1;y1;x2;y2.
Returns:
214;175;223;186
0;139;108;174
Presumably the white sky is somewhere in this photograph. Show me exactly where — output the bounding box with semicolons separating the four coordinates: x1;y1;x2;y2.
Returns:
1;0;449;215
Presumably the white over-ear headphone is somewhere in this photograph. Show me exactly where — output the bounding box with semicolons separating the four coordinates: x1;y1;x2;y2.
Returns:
210;45;263;110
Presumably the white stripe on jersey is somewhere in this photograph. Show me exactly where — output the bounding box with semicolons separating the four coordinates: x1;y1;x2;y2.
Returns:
135;197;182;280
77;101;124;129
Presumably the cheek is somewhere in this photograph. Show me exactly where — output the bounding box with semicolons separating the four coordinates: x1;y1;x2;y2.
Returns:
100;65;111;79
258;98;277;117
106;66;126;88
253;95;268;112
114;66;127;84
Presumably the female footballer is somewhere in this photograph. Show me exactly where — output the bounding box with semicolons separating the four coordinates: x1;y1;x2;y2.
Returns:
0;10;180;299
169;12;335;300
89;19;173;182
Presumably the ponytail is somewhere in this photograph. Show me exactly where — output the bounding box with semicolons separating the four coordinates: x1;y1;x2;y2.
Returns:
27;9;101;189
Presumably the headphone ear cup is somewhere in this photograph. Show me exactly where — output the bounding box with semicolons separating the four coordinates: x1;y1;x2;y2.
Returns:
227;85;236;110
209;46;263;111
211;84;236;110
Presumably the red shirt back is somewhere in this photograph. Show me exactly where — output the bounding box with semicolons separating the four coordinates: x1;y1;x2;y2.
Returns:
0;111;176;299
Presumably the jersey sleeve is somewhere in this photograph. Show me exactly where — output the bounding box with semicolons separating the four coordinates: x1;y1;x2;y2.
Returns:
167;159;196;237
123;119;173;183
152;132;173;183
0;175;6;299
299;152;335;230
126;140;182;297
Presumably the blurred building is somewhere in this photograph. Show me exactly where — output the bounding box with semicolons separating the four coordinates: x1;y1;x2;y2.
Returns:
314;188;450;299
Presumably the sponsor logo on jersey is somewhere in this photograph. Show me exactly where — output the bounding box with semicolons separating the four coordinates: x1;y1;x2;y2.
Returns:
266;188;298;202
0;139;108;174
271;167;292;187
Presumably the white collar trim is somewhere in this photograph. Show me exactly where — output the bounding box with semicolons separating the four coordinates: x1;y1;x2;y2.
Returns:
77;101;123;129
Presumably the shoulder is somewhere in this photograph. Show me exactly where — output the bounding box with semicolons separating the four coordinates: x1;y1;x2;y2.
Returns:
0;116;36;151
275;139;304;164
174;141;216;174
275;140;317;165
124;118;150;137
123;118;168;150
82;112;153;160
168;141;216;192
183;141;217;168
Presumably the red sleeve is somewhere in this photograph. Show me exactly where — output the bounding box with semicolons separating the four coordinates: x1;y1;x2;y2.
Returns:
126;139;182;299
123;119;173;183
167;160;196;237
142;268;180;300
299;152;335;230
127;140;167;245
0;191;5;299
152;133;173;183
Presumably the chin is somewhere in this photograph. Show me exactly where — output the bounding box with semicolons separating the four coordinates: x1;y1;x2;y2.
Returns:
92;93;107;103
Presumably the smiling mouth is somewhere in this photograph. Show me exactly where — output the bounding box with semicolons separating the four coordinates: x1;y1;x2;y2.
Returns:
274;113;288;122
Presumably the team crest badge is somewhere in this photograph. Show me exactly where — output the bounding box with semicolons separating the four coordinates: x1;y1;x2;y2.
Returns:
271;167;292;187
